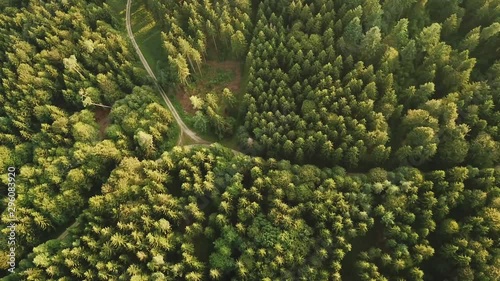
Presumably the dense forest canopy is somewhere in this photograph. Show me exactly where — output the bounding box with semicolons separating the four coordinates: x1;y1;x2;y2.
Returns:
238;0;500;171
0;0;177;271
0;0;499;280
10;146;500;280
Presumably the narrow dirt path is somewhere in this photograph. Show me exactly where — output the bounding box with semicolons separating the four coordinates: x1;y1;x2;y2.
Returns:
126;0;207;145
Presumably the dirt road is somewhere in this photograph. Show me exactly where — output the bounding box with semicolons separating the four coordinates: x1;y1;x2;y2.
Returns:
126;0;207;145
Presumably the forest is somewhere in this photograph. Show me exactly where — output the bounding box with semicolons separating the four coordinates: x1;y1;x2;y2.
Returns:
0;0;499;280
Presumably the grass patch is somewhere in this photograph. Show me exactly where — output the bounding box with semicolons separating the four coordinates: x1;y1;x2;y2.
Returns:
129;1;165;77
106;0;127;17
199;66;234;91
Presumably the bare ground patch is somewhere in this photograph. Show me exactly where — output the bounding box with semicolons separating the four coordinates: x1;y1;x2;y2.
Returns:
176;90;197;115
205;60;242;93
94;107;111;139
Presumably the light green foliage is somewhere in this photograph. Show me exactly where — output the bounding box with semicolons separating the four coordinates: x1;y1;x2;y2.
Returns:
0;146;13;171
3;0;500;281
231;30;247;58
170;54;191;85
189;88;235;139
361;26;382;63
157;0;252;82
135;131;155;155
460;27;481;51
418;23;442;52
72;122;99;143
480;22;500;41
16;146;499;281
190;96;204;110
0;0;175;267
109;86;176;158
396;126;438;163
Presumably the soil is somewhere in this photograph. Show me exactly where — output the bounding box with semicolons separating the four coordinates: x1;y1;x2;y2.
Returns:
177;90;197;115
175;60;242;115
94;107;111;139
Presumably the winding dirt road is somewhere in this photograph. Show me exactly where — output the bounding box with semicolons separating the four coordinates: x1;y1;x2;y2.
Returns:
126;0;207;145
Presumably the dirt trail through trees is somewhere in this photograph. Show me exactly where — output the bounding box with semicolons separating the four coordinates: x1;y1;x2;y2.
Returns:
126;0;207;145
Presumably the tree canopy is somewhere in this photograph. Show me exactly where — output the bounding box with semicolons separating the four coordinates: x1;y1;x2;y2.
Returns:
1;0;499;280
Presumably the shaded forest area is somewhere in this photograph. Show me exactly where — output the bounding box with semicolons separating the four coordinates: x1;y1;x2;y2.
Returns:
238;0;500;173
0;0;499;281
